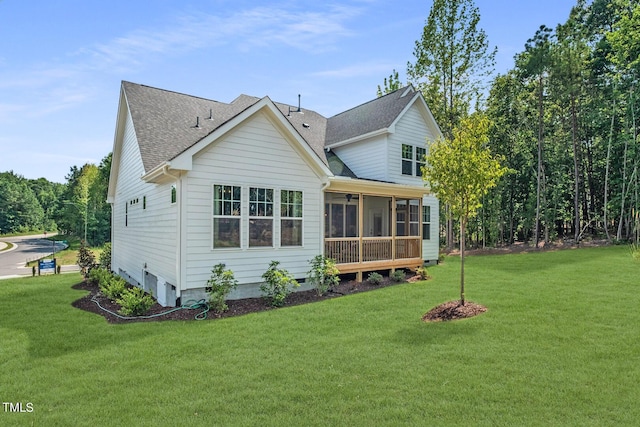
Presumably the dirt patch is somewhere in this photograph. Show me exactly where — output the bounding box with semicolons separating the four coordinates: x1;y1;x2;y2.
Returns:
421;300;487;322
71;276;419;324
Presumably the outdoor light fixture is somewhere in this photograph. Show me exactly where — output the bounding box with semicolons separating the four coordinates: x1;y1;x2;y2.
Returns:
346;194;353;203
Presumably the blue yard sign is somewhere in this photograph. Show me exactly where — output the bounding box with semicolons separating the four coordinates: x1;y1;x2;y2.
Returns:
39;259;56;275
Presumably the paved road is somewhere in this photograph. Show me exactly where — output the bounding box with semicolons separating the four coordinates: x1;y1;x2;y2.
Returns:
0;234;70;279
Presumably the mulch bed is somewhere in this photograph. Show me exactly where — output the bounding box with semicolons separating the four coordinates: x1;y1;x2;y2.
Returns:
72;276;427;324
421;300;487;322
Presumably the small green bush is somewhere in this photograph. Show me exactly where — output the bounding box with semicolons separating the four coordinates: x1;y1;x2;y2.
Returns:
88;267;110;287
367;272;384;285
416;266;430;280
77;240;96;278
103;276;127;300
390;269;406;282
307;255;340;296
260;261;299;307
99;242;112;271
116;287;154;316
206;263;238;313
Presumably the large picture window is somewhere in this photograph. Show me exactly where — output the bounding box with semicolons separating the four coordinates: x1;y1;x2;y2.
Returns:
213;185;241;248
249;187;273;247
281;190;303;246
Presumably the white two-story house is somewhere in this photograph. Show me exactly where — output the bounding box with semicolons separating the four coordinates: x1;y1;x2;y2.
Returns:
107;81;441;306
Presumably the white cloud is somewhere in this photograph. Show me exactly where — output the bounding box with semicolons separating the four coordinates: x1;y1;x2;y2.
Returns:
85;4;361;69
312;61;396;78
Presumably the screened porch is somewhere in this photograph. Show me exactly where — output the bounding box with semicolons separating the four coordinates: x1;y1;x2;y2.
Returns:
324;191;424;280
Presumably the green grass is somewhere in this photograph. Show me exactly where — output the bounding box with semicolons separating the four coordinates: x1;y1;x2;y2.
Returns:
1;246;639;425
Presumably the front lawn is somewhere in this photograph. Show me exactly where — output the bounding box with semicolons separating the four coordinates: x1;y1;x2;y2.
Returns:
1;246;638;425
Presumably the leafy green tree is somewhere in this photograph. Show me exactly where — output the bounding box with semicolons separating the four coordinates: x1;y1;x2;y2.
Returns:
406;0;496;250
0;172;45;234
422;114;507;305
407;0;496;139
516;25;553;246
377;69;404;97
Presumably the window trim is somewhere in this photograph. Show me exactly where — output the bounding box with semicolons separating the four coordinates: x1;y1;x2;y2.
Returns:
248;187;274;248
281;189;303;247
212;184;242;249
422;205;431;240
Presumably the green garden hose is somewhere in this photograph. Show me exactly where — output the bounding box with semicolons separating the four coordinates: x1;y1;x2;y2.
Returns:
90;296;210;320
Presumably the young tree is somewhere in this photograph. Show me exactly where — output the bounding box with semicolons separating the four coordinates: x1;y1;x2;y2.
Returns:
422;114;507;305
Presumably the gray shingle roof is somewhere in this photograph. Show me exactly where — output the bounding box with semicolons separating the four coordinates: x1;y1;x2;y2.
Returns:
325;86;416;145
121;81;418;177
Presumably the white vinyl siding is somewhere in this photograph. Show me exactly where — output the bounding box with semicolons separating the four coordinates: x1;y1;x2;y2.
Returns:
422;195;439;261
332;135;388;181
389;104;434;185
112;110;178;288
184;111;324;289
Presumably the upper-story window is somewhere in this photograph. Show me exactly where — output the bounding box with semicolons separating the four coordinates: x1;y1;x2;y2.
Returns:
402;144;427;177
415;147;426;177
402;144;413;175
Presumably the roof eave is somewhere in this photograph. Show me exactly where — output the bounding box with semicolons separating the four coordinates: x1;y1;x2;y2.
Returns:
325;128;391;150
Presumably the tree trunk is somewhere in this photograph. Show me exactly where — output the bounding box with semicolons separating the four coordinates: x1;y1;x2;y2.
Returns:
604;96;614;241
571;95;581;243
535;74;544;247
460;217;466;306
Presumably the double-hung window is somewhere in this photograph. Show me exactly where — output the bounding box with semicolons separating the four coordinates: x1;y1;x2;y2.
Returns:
402;144;427;176
249;187;273;247
402;144;413;175
281;190;303;246
415;147;426;177
213;185;241;248
422;205;431;240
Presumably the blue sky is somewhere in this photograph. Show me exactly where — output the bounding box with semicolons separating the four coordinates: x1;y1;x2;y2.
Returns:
0;0;577;183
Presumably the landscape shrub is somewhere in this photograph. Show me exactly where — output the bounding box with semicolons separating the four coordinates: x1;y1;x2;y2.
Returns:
391;269;406;282
367;272;383;285
206;263;238;313
416;266;430;280
103;276;127;300
88;267;110;287
99;242;111;271
260;261;299;307
307;255;340;296
77;240;96;278
116;286;154;316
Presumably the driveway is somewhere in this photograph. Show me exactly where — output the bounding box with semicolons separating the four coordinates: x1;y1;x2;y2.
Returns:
0;234;72;279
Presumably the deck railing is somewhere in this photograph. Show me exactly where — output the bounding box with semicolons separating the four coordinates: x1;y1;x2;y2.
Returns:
324;236;421;265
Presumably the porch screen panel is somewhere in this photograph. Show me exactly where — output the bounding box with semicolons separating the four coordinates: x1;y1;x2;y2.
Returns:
249;187;273;247
281;190;302;246
213;185;241;248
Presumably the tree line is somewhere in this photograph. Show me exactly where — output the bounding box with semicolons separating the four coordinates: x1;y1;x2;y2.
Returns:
380;0;640;247
0;153;112;245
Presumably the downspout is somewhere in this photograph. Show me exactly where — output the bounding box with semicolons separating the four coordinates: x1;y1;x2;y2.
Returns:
163;165;183;299
320;180;331;256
